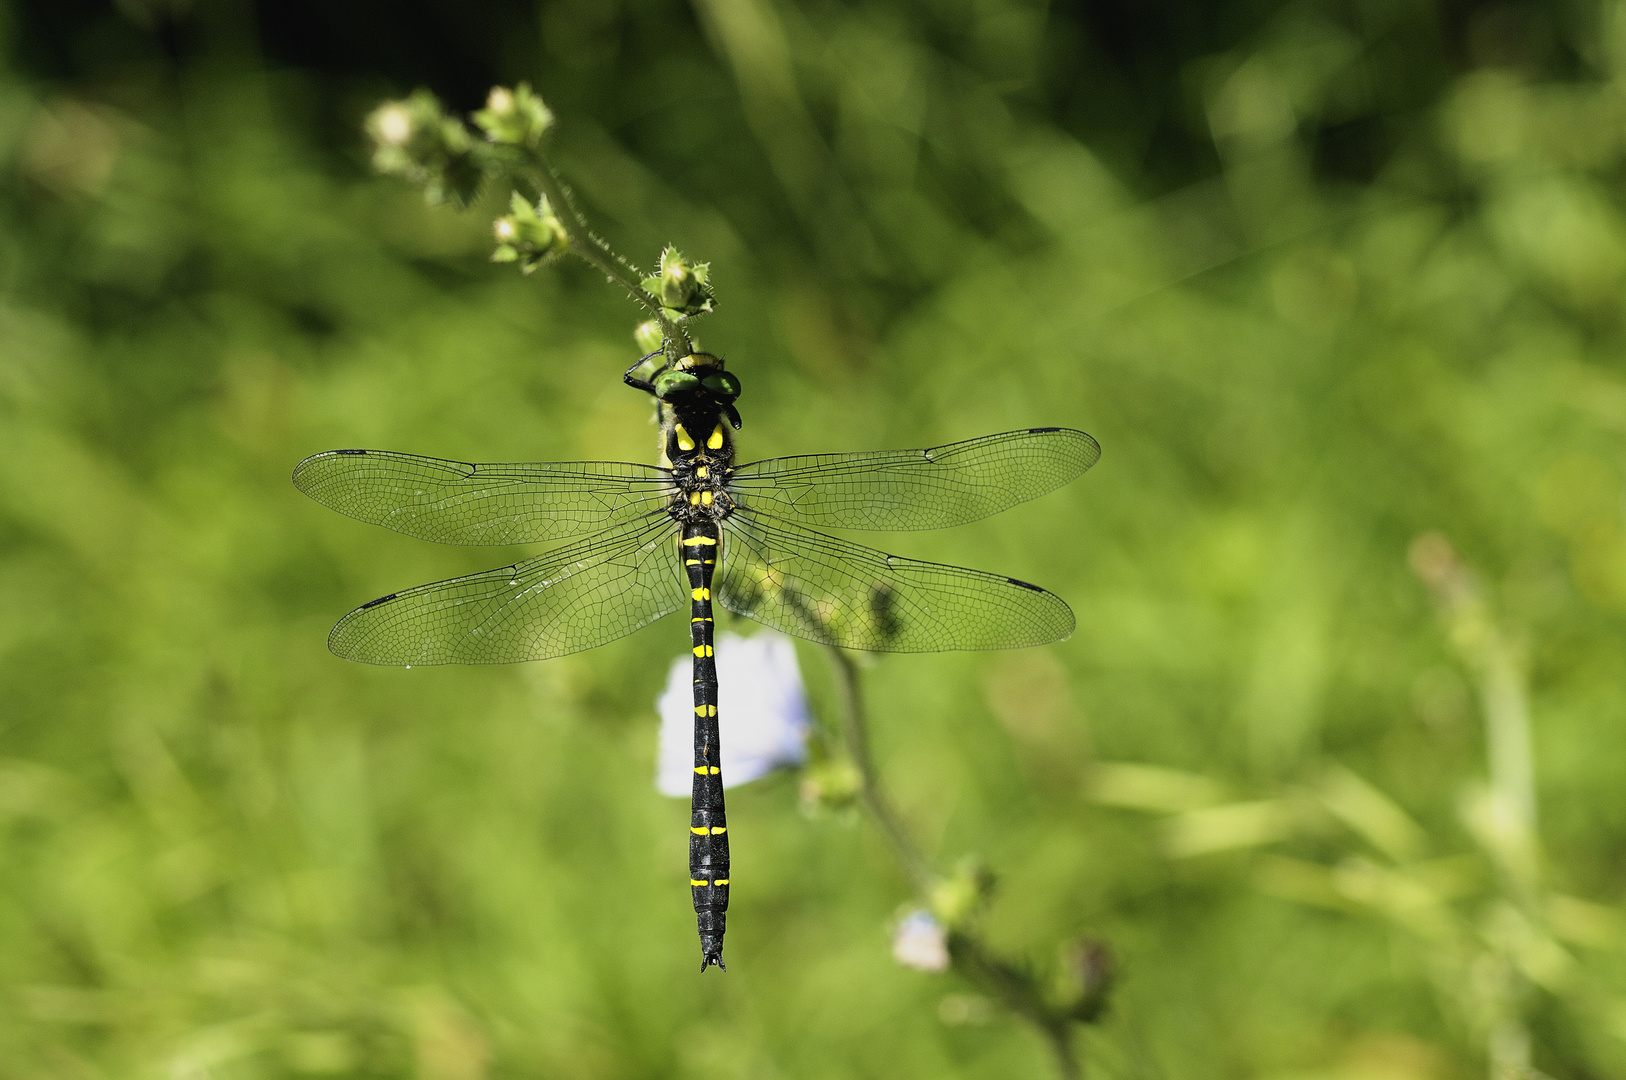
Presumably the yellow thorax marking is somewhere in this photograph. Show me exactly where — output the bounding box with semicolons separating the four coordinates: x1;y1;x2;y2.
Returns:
701;490;713;506
675;424;695;451
688;492;701;506
696;465;709;478
707;425;725;449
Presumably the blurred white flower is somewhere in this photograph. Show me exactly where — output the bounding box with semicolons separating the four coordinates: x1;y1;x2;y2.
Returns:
892;910;950;973
655;631;810;796
485;86;515;116
372;103;413;146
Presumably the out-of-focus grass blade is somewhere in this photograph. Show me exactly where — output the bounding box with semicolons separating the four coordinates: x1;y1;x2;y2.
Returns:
1164;800;1295;857
1085;762;1230;813
1315;764;1429;863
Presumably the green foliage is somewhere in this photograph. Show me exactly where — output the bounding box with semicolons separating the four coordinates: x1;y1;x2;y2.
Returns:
7;1;1626;1079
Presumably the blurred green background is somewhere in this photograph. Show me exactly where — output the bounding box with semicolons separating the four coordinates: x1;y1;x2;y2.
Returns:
5;0;1626;1076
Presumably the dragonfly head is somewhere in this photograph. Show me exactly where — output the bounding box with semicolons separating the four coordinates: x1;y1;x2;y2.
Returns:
653;353;743;430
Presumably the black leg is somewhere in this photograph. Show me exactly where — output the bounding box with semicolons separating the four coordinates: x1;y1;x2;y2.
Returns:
624;350;664;395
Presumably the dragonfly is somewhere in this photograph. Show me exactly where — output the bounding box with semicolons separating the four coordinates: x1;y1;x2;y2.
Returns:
293;351;1100;972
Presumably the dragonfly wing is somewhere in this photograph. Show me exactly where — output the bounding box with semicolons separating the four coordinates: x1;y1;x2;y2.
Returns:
726;427;1099;531
294;449;672;545
329;518;685;665
716;511;1073;652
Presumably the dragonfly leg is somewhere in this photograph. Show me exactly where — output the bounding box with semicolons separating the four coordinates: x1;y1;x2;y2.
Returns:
624;350;664;395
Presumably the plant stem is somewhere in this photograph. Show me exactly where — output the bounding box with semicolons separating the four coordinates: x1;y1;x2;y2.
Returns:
521;161;691;357
823;645;1084;1080
825;648;932;891
953;934;1082;1080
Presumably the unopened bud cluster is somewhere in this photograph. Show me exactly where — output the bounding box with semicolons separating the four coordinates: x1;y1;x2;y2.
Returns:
473;83;554;148
366;91;486;206
492;193;568;272
642;246;716;321
365;86;722;333
365;83;557;210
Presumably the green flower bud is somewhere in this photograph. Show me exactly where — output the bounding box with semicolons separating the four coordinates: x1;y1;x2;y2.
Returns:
798;760;862;814
633;320;664;355
491;192;569;273
473;83;555;148
366;90;486;206
1054;939;1114;1022
640;246;716;320
928;858;995;929
660;263;693;307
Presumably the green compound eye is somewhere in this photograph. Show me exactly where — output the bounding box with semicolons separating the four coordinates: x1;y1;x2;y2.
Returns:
701;371;741;399
653;370;702;400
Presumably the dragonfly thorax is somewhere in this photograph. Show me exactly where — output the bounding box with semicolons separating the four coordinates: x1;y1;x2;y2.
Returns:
666;414;736;526
662;407;736;465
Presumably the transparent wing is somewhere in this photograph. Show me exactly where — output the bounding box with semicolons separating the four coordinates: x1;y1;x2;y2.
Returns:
726;428;1099;531
716;511;1073;652
328;518;685;665
294;449;672;545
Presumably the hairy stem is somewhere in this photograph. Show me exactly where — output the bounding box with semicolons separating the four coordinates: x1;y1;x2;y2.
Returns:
823;646;1083;1080
521;161;691;357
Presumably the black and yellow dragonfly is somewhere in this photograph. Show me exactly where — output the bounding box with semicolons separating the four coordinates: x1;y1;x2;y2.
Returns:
293;351;1099;971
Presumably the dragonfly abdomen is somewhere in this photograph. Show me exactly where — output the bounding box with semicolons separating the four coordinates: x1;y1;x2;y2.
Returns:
683;522;730;971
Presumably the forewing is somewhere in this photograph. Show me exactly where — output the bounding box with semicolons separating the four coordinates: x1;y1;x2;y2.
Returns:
329;519;685;665
727;428;1099;531
716;512;1073;652
294;449;671;545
